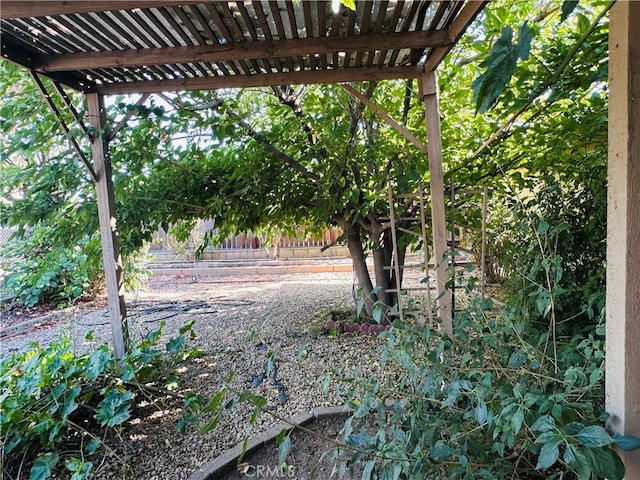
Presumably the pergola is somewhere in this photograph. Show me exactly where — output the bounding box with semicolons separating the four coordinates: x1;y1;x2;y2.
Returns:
1;1;638;475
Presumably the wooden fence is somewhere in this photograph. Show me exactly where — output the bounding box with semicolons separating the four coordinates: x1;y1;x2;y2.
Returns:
149;221;343;251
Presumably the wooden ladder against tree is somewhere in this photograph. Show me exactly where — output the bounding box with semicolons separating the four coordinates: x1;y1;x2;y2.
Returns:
385;178;434;325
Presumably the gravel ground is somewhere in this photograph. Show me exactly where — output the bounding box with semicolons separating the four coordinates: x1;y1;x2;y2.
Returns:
2;271;420;480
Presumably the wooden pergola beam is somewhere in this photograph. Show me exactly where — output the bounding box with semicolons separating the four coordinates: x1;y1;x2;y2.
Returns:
37;30;452;73
96;65;423;95
339;83;428;154
0;1;200;19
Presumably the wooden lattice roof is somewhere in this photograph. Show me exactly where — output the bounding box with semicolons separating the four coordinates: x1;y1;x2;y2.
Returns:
0;1;486;95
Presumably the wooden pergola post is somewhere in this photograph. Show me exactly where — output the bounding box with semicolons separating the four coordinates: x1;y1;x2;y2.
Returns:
420;71;453;335
86;92;129;359
606;2;640;476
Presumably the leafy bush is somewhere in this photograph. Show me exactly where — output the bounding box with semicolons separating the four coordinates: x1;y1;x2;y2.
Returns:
332;294;638;480
489;172;606;332
1;225;152;309
0;226;102;308
1;321;202;480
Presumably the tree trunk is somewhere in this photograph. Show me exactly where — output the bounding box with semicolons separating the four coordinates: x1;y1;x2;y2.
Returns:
373;246;391;305
342;222;376;317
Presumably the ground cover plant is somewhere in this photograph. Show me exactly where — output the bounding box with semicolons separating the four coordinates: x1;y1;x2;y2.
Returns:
0;321;203;480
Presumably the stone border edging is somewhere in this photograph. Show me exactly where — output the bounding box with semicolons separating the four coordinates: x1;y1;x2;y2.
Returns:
187;405;351;480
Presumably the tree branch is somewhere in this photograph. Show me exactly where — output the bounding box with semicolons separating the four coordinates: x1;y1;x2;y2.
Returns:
224;108;321;182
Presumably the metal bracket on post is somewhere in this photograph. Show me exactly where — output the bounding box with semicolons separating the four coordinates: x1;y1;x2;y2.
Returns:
420;71;453;335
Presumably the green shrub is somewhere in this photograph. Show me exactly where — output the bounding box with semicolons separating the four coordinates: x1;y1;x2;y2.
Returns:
1;225;151;310
0;226;101;308
333;294;638;479
490;171;606;331
1;321;202;480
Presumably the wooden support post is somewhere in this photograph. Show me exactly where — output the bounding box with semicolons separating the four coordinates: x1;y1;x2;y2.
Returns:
606;2;640;476
480;187;488;302
420;71;453;335
86;92;129;359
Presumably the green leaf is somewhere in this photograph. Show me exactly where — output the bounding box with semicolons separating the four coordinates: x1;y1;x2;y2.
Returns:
278;435;292;466
516;22;533;61
199;412;222;434
575;425;613;447
531;415;555;433
203;390;225;413
583;446;625;480
536;441;560;470
30;452;59;480
537;220;549;235
372;303;383;323
84;438;101;455
429;441;454;462
613;433;640;451
179;319;196;335
508;348;527;368
86;348;111;381
564;444;591;480
474;399;488;425
560;1;579;23
166;334;185;353
472;23;533;113
361;460;375;480
95;390;133;427
511;407;525;433
65;458;93;480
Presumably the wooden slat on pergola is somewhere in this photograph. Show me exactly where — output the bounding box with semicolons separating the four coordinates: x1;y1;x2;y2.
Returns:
1;1;485;93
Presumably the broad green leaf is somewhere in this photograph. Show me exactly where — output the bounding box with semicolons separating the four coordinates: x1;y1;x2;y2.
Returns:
508;348;527;368
564;444;591;480
583;446;625;480
531;415;555;433
372;303;383;323
86;348;111;381
560;1;579;23
536;441;560;470
429;441;454;462
575;425;613;447
474;399;488;425
84;439;101;455
166;334;185;353
613;432;640;451
30;453;59;480
511;407;525;433
537;220;549;235
472;22;534;113
95;390;133;427
65;458;93;480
